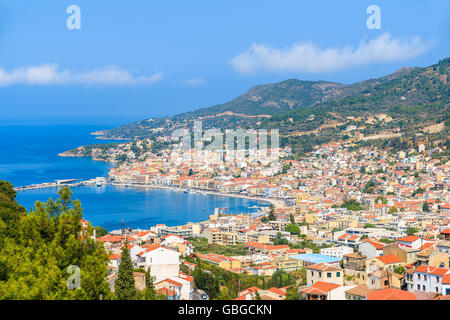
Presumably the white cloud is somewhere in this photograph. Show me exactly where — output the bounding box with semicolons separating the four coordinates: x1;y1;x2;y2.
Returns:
183;77;206;86
0;64;163;86
231;33;432;74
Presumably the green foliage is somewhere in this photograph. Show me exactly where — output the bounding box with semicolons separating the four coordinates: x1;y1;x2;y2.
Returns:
412;188;426;197
0;186;110;300
393;265;405;275
94;226;107;238
363;180;377;194
144;269;156;300
422;202;430;212
193;267;220;300
341;199;363;211
364;223;376;229
286;224;301;235
114;242;136;300
273;232;289;245
406;227;418;236
188;237;246;256
0;181;16;202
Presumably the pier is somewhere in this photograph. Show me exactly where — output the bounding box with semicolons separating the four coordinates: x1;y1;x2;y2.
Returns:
15;179;84;191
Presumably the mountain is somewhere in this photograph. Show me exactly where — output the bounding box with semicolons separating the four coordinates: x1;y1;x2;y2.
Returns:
95;64;422;140
93;58;449;156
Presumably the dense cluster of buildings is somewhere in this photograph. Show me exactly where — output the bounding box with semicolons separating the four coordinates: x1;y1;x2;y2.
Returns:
91;140;449;300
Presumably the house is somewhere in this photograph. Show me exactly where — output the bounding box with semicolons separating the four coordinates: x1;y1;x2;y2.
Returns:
397;235;431;250
97;235;123;251
413;265;450;295
367;254;403;272
196;253;242;271
243;242;290;255
137;245;181;282
161;234;193;257
415;245;449;268
367;269;404;290
343;252;366;272
300;281;343;300
235;286;287;300
358;238;384;259
345;284;369;300
336;233;361;248
306;263;343;285
437;240;450;255
250;262;277;276
320;246;353;259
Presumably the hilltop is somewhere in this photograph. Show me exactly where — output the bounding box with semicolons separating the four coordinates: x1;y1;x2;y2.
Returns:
90;58;449;156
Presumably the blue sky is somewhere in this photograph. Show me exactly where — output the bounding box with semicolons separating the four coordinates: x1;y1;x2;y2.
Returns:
0;0;449;125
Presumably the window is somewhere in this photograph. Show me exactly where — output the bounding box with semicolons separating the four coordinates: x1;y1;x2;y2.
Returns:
327;273;332;278
422;285;426;291
418;274;421;280
319;272;322;277
417;284;420;290
436;287;439;293
337;272;341;277
424;275;427;281
436;277;440;283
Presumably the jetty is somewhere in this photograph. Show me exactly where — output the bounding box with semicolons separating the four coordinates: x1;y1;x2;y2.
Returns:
14;179;84;191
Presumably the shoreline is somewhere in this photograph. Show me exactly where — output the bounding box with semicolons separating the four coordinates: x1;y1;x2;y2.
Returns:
17;183;276;231
108;182;281;207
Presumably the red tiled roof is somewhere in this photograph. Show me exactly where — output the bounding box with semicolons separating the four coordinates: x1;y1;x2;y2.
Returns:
414;265;450;276
301;281;340;295
367;288;415;300
375;254;402;264
397;236;420;243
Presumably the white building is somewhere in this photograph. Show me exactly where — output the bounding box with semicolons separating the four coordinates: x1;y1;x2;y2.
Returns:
412;265;450;295
320;246;353;259
137;245;181;282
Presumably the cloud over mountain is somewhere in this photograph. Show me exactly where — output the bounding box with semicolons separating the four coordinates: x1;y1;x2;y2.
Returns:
231;33;432;74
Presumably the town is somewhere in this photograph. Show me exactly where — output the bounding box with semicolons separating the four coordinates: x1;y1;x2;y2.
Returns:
83;137;450;300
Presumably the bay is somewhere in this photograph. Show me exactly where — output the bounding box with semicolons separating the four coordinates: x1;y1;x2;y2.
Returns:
3;125;268;230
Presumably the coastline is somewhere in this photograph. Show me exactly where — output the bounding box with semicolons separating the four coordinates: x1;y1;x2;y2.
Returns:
16;183;273;231
108;182;282;207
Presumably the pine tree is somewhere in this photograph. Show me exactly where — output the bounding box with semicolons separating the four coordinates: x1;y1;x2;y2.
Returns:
115;242;136;300
144;268;156;300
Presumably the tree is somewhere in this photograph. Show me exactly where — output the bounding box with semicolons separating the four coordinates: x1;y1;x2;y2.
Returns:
115;242;136;300
406;227;418;236
0;180;16;202
188;169;194;176
422;202;430;212
393;265;405;275
289;214;295;224
144;269;156;300
193;267;220;299
387;206;398;215
0;185;110;300
286;224;301;235
94;226;107;238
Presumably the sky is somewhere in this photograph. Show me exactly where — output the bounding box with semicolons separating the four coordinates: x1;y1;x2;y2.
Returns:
0;0;449;126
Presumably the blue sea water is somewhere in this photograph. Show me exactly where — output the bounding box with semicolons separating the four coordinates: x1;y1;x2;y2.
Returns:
16;186;267;231
3;125;267;230
0;125;124;187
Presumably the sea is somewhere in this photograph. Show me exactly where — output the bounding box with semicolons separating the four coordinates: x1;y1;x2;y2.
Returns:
1;125;268;230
